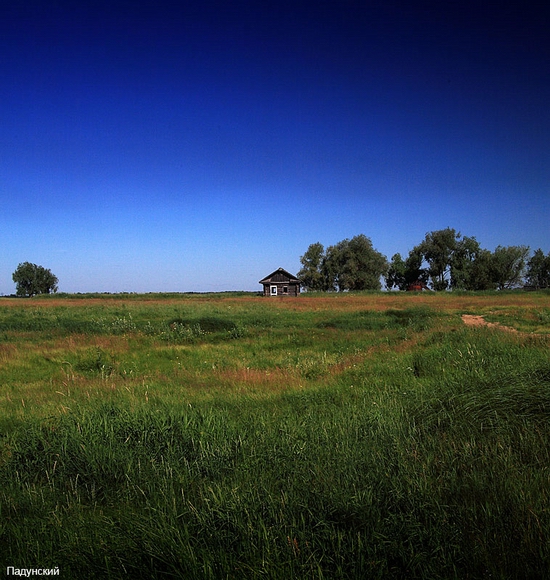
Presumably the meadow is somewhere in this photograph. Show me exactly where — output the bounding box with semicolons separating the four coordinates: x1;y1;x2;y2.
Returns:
0;291;549;579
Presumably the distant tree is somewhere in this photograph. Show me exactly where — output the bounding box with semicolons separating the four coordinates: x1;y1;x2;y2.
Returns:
415;228;461;290
403;249;429;289
323;235;387;291
322;242;345;291
12;262;58;297
448;236;502;291
525;249;550;289
384;251;427;290
466;248;497;290
299;235;387;292
412;232;532;291
297;242;327;291
449;236;480;290
385;253;407;290
319;245;339;292
490;245;529;289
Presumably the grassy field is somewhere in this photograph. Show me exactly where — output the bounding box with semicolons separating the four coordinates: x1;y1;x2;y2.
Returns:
1;291;549;578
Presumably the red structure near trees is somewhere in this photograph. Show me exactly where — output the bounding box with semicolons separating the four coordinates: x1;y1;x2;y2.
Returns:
407;281;428;292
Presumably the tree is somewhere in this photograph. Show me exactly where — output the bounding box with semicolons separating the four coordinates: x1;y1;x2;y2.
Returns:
385;251;427;290
297;242;327;291
449;236;479;289
465;248;497;290
416;228;460;291
323;235;387;291
525;249;550;289
490;245;529;290
403;249;429;289
385;253;407;290
12;262;58;297
299;235;387;292
448;236;501;290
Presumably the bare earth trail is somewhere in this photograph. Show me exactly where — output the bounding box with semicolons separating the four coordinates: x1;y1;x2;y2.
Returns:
461;314;519;333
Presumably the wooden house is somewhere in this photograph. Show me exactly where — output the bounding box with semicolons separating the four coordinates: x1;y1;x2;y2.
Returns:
259;268;301;297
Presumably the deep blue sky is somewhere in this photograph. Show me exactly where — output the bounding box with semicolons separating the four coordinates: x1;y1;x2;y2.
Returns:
2;0;549;293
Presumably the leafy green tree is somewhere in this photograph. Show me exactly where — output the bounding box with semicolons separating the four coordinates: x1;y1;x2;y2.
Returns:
385;251;427;290
449;236;480;290
300;235;387;292
385;253;407;290
525;248;550;289
297;242;327;291
12;262;58;297
324;235;387;291
466;248;497;290
407;228;513;291
322;241;346;291
412;231;530;291
403;249;429;289
415;228;461;290
490;245;529;289
449;236;501;291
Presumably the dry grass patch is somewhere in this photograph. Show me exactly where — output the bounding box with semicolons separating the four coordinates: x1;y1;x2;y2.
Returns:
0;343;18;363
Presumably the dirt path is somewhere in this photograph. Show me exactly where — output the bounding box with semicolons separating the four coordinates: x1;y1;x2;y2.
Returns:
461;314;518;333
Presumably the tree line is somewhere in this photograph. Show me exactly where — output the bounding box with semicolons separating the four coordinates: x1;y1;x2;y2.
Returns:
7;231;550;297
298;228;550;292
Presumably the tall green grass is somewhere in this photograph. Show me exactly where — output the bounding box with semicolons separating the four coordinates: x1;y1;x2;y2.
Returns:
0;296;549;578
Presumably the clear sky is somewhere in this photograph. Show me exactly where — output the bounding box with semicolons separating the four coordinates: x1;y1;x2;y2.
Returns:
1;0;549;294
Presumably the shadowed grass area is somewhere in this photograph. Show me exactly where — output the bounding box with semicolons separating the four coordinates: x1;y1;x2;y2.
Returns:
0;292;549;578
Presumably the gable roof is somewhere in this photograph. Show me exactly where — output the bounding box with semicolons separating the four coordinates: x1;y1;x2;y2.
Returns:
259;268;301;285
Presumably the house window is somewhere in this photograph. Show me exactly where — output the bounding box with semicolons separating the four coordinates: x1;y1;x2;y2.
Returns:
283;286;288;294
271;285;277;295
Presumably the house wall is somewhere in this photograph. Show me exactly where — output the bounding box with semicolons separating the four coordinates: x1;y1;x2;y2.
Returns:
263;283;300;296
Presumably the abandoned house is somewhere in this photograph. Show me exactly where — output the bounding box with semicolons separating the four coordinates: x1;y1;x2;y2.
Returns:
259;268;301;297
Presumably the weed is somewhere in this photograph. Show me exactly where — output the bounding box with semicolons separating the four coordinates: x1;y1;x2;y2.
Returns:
74;348;116;378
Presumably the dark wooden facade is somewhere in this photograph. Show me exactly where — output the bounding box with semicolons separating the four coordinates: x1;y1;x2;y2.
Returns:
259;268;301;297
